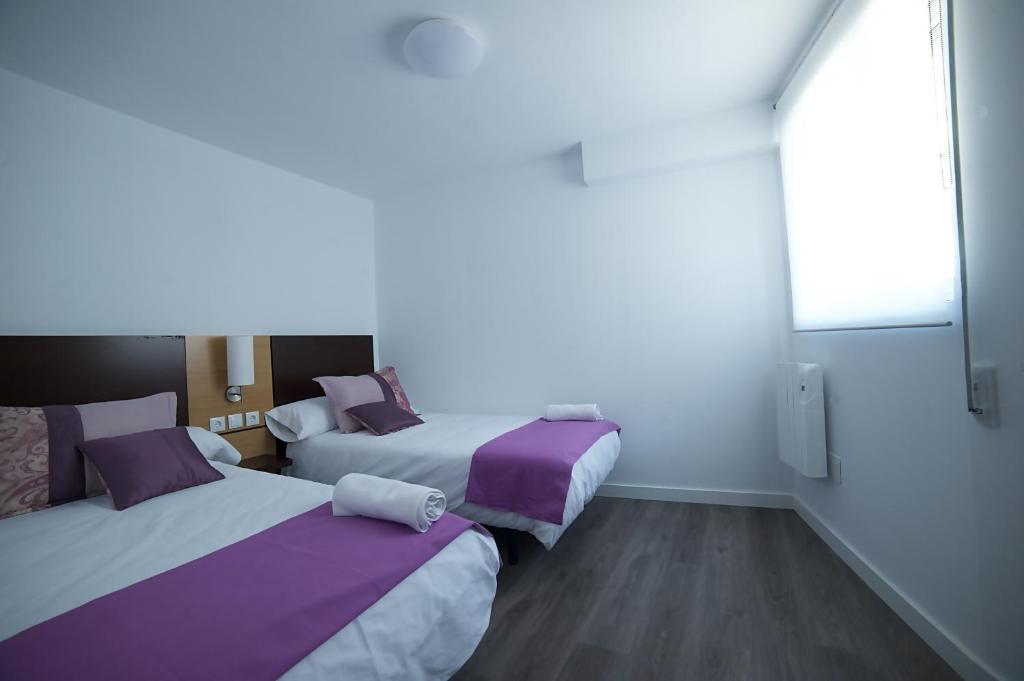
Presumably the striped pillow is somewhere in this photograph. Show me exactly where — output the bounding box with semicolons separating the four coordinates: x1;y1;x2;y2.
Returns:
0;405;84;519
0;392;179;518
314;367;415;434
374;366;414;414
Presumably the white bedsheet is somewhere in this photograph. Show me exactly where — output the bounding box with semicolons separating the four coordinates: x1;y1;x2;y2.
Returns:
0;463;499;681
288;413;621;549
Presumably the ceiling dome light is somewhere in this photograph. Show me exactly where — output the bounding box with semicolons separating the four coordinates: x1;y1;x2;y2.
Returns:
403;19;483;79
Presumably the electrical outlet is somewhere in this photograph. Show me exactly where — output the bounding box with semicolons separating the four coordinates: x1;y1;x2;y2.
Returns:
227;413;243;430
245;411;260;427
209;416;226;433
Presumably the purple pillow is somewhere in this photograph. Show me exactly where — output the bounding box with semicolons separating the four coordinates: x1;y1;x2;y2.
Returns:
345;401;424;436
78;427;224;510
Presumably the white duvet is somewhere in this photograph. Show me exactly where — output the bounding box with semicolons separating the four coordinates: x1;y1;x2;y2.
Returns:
0;463;499;681
288;413;621;549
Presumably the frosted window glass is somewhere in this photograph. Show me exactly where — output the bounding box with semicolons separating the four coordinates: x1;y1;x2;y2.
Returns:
779;0;957;331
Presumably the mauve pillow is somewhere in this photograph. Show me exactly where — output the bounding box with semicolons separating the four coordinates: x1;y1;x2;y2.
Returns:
314;375;390;433
345;401;424;436
78;392;178;496
78;427;224;510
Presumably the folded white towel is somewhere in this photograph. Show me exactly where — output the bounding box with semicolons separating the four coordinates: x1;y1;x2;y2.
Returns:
332;473;446;532
543;403;604;421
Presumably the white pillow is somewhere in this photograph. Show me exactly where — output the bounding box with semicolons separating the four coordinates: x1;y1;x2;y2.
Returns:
264;397;337;443
186;426;242;465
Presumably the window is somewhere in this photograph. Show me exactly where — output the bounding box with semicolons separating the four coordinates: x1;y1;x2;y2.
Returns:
777;0;958;331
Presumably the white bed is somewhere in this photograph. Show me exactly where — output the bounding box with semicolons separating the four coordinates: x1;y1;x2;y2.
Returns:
0;462;499;681
288;412;621;549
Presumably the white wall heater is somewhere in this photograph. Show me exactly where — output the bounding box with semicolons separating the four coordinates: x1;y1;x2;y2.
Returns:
776;362;827;477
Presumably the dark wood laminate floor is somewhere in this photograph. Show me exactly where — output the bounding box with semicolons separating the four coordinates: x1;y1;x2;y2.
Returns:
454;497;960;681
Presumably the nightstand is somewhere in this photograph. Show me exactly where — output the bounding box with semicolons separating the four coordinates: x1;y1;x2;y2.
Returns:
238;454;292;475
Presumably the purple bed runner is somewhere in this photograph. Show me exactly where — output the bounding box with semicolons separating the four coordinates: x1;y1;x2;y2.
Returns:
0;504;483;681
465;418;620;524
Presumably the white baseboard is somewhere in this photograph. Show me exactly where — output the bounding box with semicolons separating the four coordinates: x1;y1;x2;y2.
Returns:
596;483;793;509
793;497;1002;681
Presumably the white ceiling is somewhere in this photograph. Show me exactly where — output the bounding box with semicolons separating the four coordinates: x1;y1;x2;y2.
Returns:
0;0;829;198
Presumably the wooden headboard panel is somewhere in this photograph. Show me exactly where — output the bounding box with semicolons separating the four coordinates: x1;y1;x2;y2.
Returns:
270;335;375;407
0;336;189;425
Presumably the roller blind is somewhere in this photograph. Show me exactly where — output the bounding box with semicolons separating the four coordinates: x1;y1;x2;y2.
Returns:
776;0;958;331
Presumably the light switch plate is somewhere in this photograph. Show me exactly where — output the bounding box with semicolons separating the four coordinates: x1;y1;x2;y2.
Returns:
209;416;226;433
227;413;243;430
245;411;260;427
971;364;997;415
827;452;842;485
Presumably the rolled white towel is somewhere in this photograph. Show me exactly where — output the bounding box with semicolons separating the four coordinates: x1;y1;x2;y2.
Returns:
543;403;604;422
332;473;446;532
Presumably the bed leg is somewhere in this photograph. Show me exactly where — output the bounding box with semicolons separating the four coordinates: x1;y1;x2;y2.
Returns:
503;528;519;566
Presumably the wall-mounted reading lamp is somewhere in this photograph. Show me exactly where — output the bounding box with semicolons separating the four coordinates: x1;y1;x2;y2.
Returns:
225;335;254;403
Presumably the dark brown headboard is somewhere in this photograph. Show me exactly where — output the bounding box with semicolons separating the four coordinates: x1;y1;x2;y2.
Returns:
270;335;375;407
0;336;189;425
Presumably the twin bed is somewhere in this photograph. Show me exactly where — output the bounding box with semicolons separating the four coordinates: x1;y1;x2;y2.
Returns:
0;463;498;680
268;336;621;553
0;335;619;680
287;412;620;549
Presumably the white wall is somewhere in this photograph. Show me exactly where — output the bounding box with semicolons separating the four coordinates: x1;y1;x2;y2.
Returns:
0;68;376;335
375;149;792;495
788;2;1024;679
582;102;776;186
956;2;1024;676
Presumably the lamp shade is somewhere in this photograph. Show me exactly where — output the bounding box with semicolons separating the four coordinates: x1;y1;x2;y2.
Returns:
226;336;255;387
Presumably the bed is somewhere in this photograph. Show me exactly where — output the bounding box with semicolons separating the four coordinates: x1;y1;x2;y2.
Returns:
0;336;500;681
0;463;499;680
287;412;620;549
269;336;621;551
